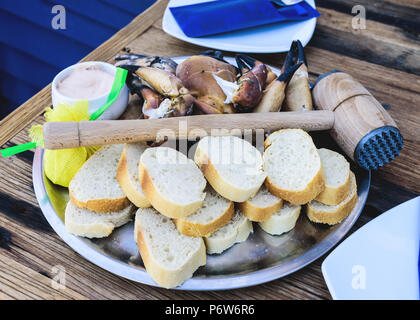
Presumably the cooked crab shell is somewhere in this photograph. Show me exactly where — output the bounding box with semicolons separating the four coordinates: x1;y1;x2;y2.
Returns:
115;54;178;74
177;55;237;114
135;67;188;98
282;40;313;111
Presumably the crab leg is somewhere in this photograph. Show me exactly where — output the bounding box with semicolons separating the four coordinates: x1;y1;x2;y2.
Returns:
193;96;224;114
141;90;195;119
115;54;177;74
169;94;195;117
199;50;227;62
253;63;302;113
236;54;277;86
282;40;313;111
231;56;267;110
140;86;162;119
129;67;188;98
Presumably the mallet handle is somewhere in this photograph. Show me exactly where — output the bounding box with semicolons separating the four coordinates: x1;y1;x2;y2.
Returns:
43;111;334;150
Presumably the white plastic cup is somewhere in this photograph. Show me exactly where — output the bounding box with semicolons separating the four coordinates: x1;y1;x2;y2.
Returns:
51;61;129;120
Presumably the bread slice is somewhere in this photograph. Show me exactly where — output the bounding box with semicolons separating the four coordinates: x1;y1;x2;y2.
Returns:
174;187;234;237
69;144;130;213
194;136;266;202
307;171;358;225
65;200;134;238
314;148;351;205
204;210;253;254
139;147;207;219
259;202;301;235
238;185;283;222
116;143;151;208
134;207;206;288
263;129;325;204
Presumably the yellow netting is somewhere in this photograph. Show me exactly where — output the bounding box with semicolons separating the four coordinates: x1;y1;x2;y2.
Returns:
30;101;100;187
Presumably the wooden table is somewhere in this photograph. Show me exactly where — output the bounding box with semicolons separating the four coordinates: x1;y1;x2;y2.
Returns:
0;0;418;300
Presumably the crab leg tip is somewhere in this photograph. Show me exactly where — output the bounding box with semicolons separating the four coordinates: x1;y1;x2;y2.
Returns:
278;62;303;83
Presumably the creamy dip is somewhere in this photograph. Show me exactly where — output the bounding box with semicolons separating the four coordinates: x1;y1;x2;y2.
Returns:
57;65;114;99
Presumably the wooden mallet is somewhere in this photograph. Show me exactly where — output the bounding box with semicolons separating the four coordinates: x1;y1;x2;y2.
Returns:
43;72;403;170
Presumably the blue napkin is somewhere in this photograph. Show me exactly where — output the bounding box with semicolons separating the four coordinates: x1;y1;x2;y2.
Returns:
170;0;320;37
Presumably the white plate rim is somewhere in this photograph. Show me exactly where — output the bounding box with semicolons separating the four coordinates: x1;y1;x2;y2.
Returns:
162;0;318;53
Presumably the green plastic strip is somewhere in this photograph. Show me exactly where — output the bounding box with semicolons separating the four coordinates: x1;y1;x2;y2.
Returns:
1;142;38;158
1;67;128;158
89;67;128;121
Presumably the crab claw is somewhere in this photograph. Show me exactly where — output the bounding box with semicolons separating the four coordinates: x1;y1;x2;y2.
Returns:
199;50;240;74
123;73;162;119
193;96;224;114
176;55;237;114
130;67;188;98
231;63;267;111
115;54;177;74
141;87;163;119
125;72;145;96
199;50;226;62
170;94;195;117
253;62;302;113
236;54;277;85
142;93;195;119
282;40;307;72
282;40;313;111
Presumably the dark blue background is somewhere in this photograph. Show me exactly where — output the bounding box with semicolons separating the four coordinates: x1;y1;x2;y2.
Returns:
0;0;156;119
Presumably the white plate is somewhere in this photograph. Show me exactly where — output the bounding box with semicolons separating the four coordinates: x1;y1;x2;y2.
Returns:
322;196;420;300
162;0;317;53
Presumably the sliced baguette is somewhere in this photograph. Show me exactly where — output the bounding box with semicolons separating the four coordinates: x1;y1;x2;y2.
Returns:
307;171;358;225
65;200;134;238
204;210;253;254
314;148;351;205
259;202;301;235
194;136;266;202
116;143;151;208
139;147;206;219
174;187;234;237
263;129;325;204
238;185;283;222
69;144;130;213
134;207;206;288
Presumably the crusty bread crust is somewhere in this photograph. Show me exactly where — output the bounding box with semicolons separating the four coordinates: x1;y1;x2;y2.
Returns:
134;216;206;288
307;173;357;225
238;198;283;222
314;172;351;205
116;148;151;208
174;201;234;237
65;202;134;238
195;149;261;202
69;190;130;213
204;215;253;254
259;205;301;235
264;129;325;204
264;168;325;205
138;163;204;219
66;218;114;238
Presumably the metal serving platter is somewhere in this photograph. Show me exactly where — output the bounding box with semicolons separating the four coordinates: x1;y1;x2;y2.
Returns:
32;56;370;290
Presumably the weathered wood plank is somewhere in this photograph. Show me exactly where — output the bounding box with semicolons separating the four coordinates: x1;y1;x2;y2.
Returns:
317;0;420;36
313;7;420;75
0;254;87;300
385;0;420;9
0;0;418;300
